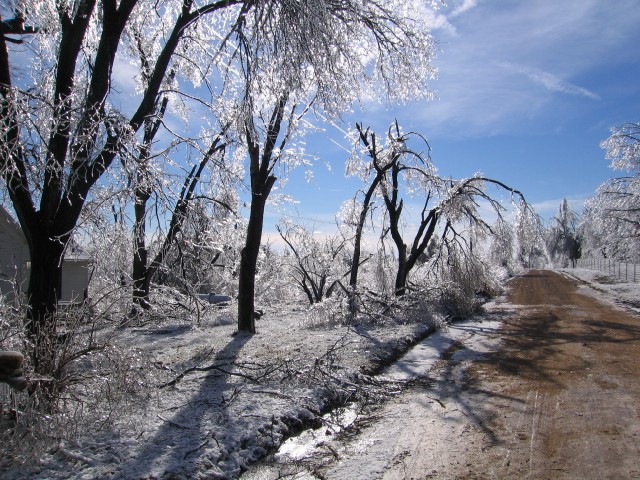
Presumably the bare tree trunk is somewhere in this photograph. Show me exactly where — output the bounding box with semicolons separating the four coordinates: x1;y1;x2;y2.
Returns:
350;181;379;287
349;124;397;287
132;184;152;309
382;159;440;296
237;193;270;333
349;124;400;287
25;234;65;373
237;96;287;333
394;242;409;296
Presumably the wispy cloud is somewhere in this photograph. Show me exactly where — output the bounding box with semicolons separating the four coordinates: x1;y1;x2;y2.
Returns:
288;1;639;224
531;195;590;220
450;0;477;18
497;62;600;101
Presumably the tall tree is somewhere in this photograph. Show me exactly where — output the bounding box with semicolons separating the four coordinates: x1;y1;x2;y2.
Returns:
547;199;581;267
346;123;398;287
0;0;246;373
123;23;239;311
237;96;292;333
231;0;438;332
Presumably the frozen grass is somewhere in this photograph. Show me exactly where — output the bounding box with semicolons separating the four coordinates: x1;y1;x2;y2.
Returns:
0;297;439;479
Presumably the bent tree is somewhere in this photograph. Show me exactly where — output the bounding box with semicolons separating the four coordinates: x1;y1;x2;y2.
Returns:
582;122;640;261
346;123;398;287
130;132;229;310
353;122;529;296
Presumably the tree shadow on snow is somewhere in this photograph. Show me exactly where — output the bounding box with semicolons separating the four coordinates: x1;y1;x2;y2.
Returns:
116;331;253;478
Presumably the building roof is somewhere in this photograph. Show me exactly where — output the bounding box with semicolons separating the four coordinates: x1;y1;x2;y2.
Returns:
0;205;26;246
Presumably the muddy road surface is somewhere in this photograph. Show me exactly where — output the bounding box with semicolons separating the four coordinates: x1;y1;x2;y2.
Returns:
244;270;640;479
465;269;640;480
413;268;640;480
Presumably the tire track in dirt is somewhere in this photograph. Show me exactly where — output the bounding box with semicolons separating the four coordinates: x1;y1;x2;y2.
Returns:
459;269;640;479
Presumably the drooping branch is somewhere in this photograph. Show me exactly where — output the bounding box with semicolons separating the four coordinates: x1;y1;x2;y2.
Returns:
354;122;531;296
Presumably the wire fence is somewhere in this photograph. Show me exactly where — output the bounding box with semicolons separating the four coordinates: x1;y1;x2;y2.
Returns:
575;257;639;283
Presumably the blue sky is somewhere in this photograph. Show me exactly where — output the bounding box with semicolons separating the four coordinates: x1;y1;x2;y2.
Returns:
266;0;640;236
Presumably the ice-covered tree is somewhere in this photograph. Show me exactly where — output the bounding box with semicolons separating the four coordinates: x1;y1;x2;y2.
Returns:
0;0;261;373
350;122;529;296
582;123;640;261
547;198;581;267
232;1;439;332
344;123;401;288
0;0;440;358
489;219;515;271
277;221;349;305
514;204;547;268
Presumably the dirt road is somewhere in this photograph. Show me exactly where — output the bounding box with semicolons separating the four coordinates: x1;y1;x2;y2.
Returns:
460;271;640;479
385;269;640;479
313;270;640;479
460;269;640;479
243;270;640;479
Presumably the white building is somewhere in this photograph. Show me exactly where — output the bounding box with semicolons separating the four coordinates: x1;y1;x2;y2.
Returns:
0;206;91;304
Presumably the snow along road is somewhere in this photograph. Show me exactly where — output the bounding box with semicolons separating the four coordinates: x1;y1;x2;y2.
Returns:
243;269;640;479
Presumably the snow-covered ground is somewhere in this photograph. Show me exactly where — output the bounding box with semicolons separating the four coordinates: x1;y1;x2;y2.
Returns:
559;267;640;313
1;267;637;479
241;315;508;479
1;298;440;479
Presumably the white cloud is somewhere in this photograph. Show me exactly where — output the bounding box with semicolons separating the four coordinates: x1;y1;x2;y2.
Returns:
418;6;456;36
450;0;477;18
383;0;640;138
497;62;601;101
531;195;589;220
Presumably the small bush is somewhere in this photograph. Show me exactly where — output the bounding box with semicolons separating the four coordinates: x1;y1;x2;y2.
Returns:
1;298;158;470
